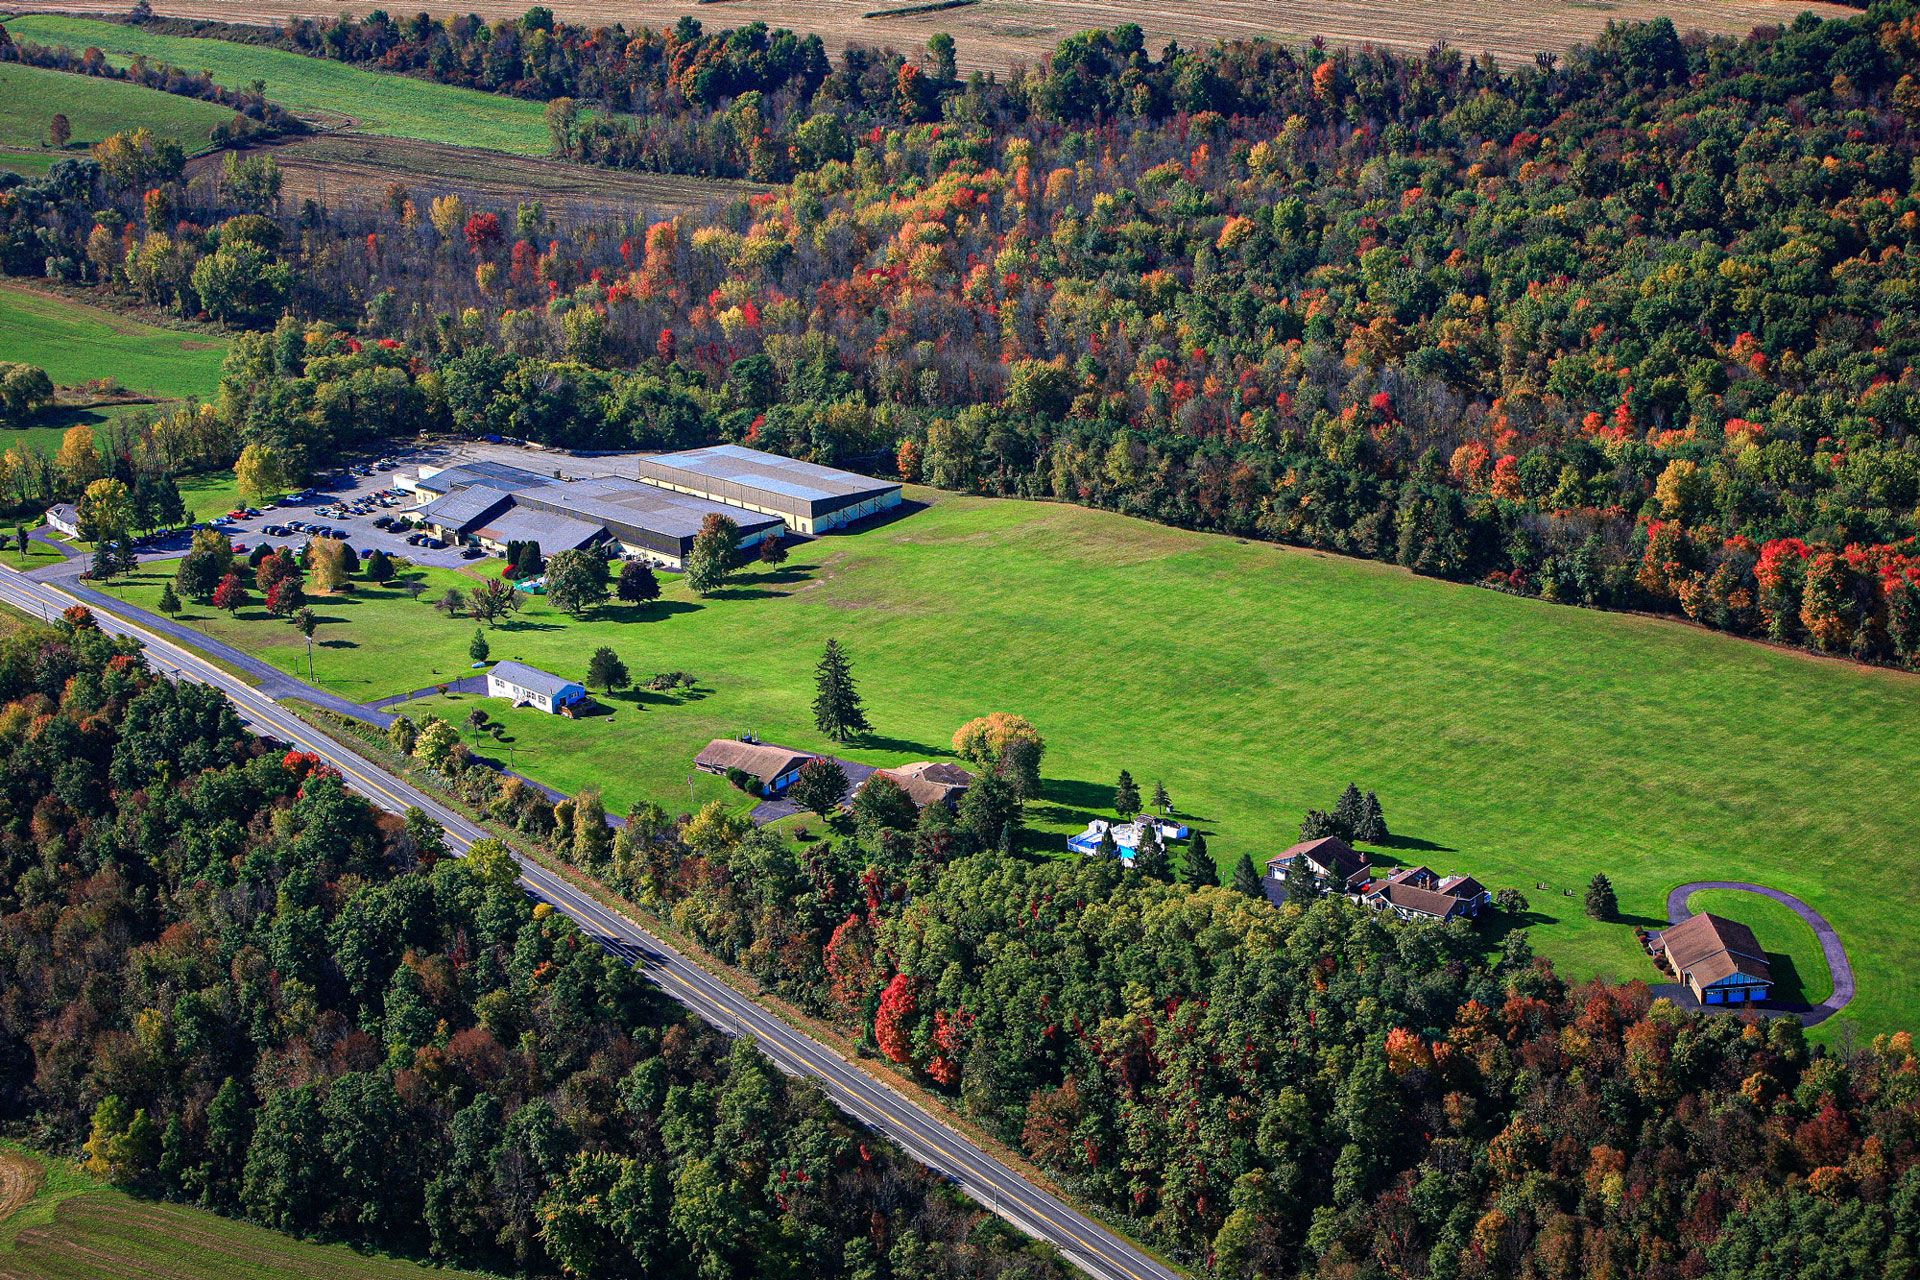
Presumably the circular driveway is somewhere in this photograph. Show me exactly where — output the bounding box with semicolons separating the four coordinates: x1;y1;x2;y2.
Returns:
1665;881;1854;1025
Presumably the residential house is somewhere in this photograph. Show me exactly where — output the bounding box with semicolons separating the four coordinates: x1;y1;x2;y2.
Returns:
864;761;974;810
1265;836;1372;896
43;503;79;538
1655;912;1774;1005
695;738;813;795
486;660;587;715
1361;865;1491;923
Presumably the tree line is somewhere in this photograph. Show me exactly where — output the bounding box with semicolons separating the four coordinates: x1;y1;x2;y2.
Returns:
0;616;1067;1280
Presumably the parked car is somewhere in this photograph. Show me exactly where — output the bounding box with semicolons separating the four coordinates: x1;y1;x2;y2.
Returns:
460;546;485;559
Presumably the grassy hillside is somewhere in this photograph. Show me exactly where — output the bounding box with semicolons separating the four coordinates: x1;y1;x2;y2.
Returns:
0;281;228;400
0;60;233;175
96;487;1920;1038
0;1144;495;1280
4;15;560;155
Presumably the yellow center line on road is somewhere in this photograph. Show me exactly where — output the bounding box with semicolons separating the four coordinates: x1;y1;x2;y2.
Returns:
0;568;1172;1280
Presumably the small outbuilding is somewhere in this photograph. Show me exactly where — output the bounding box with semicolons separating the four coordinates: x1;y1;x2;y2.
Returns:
695;738;813;794
486;659;587;715
1656;911;1773;1005
43;503;80;538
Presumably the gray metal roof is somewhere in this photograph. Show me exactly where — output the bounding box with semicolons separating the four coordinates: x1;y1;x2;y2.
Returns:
634;445;898;518
488;660;582;699
474;506;605;550
543;476;785;542
416;460;557;495
417;484;516;533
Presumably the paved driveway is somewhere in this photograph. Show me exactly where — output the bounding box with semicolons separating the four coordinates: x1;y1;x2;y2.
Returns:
1657;880;1855;1026
752;756;878;823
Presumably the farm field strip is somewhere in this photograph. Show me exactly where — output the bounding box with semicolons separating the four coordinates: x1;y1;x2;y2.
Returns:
10;0;1858;72
2;14;561;155
94;485;1920;1037
197;133;768;223
0;61;234;160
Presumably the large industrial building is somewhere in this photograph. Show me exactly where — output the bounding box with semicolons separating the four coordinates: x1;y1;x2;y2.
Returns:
633;445;902;535
406;461;785;569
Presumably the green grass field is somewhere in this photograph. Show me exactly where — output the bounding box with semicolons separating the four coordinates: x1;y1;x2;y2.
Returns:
0;61;235;166
4;16;562;156
0;280;228;400
0;1144;495;1280
1683;887;1835;1008
96;490;1920;1038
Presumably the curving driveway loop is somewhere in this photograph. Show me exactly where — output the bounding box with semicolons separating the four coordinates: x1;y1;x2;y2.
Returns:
1664;881;1854;1025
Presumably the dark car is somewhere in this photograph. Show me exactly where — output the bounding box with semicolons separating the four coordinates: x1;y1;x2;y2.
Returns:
460;545;485;559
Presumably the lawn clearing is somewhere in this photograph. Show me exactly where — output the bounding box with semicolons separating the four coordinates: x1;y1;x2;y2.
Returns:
1683;888;1835;1008
98;489;1920;1038
0;280;228;401
4;15;565;155
0;1144;493;1280
0;61;234;161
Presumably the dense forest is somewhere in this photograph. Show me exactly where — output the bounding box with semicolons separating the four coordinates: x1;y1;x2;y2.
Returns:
351;698;1920;1279
0;618;1065;1280
5;3;1920;666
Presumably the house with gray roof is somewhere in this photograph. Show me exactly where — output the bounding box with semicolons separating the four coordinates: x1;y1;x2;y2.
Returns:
634;444;902;535
486;660;587;714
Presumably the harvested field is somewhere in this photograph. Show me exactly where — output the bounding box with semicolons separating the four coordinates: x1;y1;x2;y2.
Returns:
185;133;767;224
14;0;1859;72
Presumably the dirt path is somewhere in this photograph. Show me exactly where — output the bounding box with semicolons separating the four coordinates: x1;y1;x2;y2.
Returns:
0;1149;43;1226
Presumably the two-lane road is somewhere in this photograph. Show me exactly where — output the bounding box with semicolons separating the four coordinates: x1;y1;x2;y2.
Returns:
0;568;1181;1280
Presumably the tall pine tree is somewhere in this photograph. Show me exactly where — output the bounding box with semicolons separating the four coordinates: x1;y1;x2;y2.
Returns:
811;638;870;743
1113;770;1141;818
1229;852;1265;899
1179;831;1215;888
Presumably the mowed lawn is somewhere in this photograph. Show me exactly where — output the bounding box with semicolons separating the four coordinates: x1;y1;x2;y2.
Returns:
99;490;1920;1038
0;280;228;400
0;61;234;163
0;1145;494;1280
1683;888;1836;1008
4;15;561;155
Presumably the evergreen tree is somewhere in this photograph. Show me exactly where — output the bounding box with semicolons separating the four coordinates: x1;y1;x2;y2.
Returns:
1585;872;1618;921
1229;852;1265;899
1151;780;1172;813
469;628;490;663
365;547;395;583
1356;790;1388;843
811;638;869;742
1284;848;1319;904
1333;783;1366;839
1300;808;1339;840
1095;826;1119;862
157;581;181;617
1113;770;1141;818
1132;823;1170;880
1179;831;1215;888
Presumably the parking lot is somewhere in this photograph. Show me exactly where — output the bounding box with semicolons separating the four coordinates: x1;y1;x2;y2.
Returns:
105;445;490;575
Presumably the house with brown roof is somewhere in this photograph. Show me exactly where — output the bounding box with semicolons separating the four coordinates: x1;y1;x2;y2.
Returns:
694;738;813;794
865;761;974;810
1655;912;1773;1005
1265;836;1372;896
1361;865;1491;923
